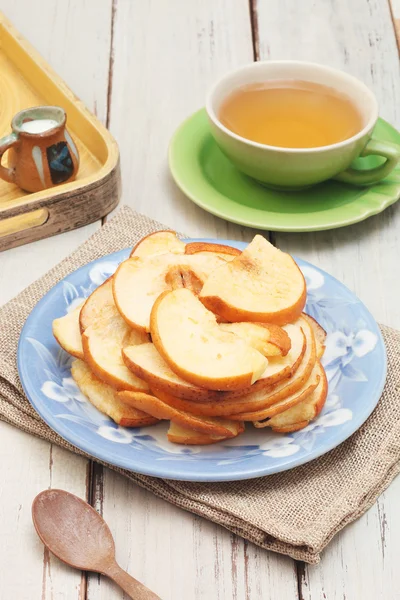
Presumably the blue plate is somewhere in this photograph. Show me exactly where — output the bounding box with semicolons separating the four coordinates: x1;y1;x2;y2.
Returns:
18;239;387;482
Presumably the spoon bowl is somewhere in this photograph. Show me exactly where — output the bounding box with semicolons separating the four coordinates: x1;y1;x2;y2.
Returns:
32;489;160;600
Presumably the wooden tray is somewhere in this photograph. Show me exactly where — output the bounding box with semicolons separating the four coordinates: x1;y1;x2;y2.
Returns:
0;12;120;252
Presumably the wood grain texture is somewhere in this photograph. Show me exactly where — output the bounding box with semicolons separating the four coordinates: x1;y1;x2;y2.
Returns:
107;0;259;241
89;1;298;598
87;468;299;600
2;0;112;124
254;0;400;598
0;1;113;598
0;423;88;600
300;480;400;600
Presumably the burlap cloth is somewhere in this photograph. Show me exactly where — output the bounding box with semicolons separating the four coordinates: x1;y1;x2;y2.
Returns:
1;206;399;564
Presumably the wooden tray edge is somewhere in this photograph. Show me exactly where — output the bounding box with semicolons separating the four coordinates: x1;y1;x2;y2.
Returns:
0;11;120;216
0;158;121;252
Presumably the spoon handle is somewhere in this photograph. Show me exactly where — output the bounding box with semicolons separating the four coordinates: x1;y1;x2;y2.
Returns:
104;560;161;600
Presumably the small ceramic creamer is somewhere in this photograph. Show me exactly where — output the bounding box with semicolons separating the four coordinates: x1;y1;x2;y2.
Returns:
0;106;79;192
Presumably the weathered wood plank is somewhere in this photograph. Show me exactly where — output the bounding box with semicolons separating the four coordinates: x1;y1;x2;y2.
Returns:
88;468;298;600
89;1;299;598
0;1;113;598
106;0;257;241
0;423;89;599
389;0;400;53
254;0;400;597
299;479;400;600
3;0;112;124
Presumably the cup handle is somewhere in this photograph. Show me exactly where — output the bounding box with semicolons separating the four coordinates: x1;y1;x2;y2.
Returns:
0;132;19;184
334;139;400;186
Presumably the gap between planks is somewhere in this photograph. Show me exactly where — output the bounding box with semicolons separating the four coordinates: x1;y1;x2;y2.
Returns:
388;0;400;56
102;0;118;226
248;0;260;61
82;462;105;599
85;1;117;598
106;0;118;130
248;0;275;250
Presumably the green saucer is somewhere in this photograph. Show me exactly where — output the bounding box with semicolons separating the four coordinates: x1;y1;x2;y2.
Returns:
169;109;400;232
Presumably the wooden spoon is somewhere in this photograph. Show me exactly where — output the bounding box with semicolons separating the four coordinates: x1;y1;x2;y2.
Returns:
32;489;161;599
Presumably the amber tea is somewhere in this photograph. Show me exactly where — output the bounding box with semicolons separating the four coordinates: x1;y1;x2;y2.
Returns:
218;80;363;148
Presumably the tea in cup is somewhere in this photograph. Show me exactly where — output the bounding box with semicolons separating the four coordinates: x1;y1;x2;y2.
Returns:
206;61;400;189
0;106;79;192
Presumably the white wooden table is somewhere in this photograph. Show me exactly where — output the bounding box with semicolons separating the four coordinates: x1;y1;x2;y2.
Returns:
1;1;399;598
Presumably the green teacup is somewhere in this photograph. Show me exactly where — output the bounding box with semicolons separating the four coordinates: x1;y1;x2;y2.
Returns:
206;61;400;189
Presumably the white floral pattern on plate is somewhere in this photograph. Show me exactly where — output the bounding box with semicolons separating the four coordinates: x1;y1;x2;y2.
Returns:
18;241;386;481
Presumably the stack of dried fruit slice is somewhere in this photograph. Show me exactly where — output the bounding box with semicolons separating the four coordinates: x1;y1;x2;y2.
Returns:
52;230;328;445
